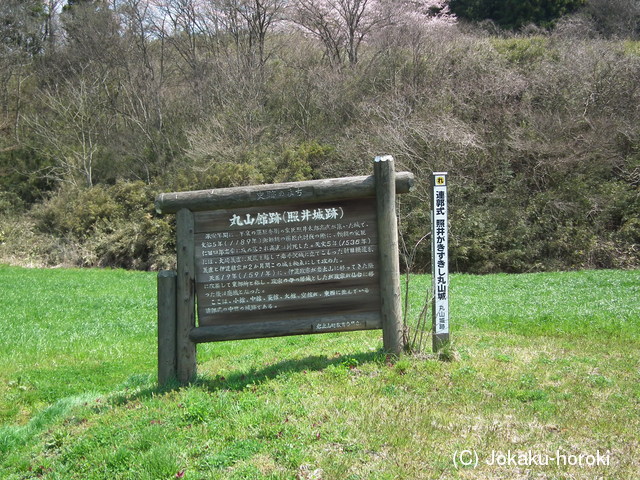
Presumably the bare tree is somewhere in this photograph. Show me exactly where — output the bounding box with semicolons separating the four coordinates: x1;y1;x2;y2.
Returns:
24;67;115;187
237;0;284;66
151;0;205;70
290;0;345;64
43;0;65;48
289;0;392;65
200;0;285;67
0;0;49;144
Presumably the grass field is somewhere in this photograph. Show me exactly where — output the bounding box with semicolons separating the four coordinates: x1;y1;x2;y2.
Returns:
0;265;639;479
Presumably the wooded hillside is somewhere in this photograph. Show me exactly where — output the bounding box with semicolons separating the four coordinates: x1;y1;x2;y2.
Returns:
1;0;638;273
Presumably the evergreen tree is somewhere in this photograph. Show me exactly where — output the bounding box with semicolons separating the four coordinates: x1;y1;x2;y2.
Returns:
0;0;47;55
64;0;98;10
449;0;586;29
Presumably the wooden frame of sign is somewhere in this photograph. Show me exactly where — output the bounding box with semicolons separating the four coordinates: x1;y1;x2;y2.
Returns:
156;156;414;385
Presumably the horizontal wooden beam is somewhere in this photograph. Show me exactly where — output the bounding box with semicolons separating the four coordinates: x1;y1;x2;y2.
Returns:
189;312;382;343
155;172;415;214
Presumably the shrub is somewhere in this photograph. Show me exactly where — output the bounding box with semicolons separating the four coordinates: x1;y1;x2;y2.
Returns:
33;182;174;269
255;142;333;182
0;192;25;215
491;36;551;64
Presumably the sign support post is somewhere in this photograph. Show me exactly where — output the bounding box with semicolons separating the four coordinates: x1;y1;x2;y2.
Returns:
157;270;177;386
374;156;404;355
176;208;197;384
432;172;450;351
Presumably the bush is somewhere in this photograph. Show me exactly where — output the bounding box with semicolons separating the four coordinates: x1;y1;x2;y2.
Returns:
491;37;551;64
254;142;333;182
35;185;118;239
33;182;174;269
0;191;25;215
0;147;55;207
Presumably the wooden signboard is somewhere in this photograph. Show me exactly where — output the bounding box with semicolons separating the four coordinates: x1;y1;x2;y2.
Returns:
193;198;381;339
156;157;413;385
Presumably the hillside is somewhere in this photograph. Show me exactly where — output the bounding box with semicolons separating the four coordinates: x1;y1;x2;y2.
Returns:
0;2;639;272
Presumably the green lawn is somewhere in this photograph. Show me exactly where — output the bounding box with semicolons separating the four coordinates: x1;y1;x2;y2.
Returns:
1;265;638;479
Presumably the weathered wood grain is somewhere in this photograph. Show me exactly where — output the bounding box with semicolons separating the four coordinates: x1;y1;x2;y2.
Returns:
374;156;404;355
189;312;382;343
157;270;177;386
155;172;415;214
176;209;197;384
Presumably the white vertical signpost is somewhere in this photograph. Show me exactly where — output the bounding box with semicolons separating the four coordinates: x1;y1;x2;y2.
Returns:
432;172;450;351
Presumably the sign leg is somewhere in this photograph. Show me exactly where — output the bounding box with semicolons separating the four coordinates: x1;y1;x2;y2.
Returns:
158;270;177;386
176;208;197;384
375;156;404;355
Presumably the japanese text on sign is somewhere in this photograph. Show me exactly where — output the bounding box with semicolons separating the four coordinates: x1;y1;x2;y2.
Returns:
193;199;381;328
433;174;449;335
229;207;343;227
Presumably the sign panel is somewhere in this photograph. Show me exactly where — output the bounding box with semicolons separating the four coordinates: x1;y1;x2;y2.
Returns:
432;172;450;345
193;198;381;331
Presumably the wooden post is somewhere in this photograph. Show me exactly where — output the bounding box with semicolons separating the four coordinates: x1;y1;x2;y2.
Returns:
374;155;404;355
157;270;177;386
176;208;197;384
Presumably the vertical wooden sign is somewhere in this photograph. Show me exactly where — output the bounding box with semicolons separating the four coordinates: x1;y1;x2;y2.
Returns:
432;172;450;351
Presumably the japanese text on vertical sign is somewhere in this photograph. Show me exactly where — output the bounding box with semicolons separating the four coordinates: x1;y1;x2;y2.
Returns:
433;174;449;335
434;192;448;303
